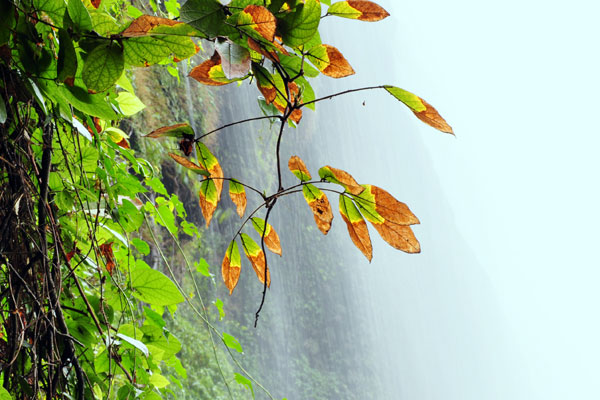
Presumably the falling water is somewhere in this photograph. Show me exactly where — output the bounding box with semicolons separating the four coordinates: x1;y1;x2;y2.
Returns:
188;13;526;400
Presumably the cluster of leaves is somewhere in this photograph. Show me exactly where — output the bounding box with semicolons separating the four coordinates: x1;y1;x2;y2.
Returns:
143;0;452;308
0;0;452;398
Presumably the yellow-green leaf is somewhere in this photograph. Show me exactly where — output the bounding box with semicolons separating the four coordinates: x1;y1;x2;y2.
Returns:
384;86;453;134
240;233;270;286
189;52;237;86
328;1;390;22
168;153;209;176
307;44;355;78
82;43;124;93
251;217;282;256
196;142;224;201
318;165;363;195
199;179;219;227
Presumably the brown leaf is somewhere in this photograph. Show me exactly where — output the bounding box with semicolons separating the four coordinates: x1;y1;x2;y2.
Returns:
116;138;130;149
348;0;390;21
370;185;420;225
321;45;355;78
319;165;363;195
222;243;241;295
413;98;454;135
288;155;311;180
303;185;334;235
372;222;420;253
340;207;372;262
229;192;246;218
243;5;277;42
252;218;282;257
145;123;193;138
121;15;182;37
188;53;230;86
168;152;207;174
178;137;194;156
99;242;116;275
90;0;101;8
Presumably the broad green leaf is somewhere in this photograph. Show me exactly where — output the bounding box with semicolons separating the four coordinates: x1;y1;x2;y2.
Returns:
199;178;219;226
156;202;177;235
214;38;251;79
222;240;241;295
132;238;150;255
306;44;355;78
339;195;372;261
279;53;320;78
118;199;143;232
318;165;363;195
54;84;118;119
116;332;149;357
228;179;247;218
251;217;282;256
148;374;170;388
90;12;121;36
180;0;232;37
240;233;270;286
57;29;77;86
121;15;186;37
223;332;243;353
116;91;146;116
146;331;181;361
0;387;12;400
146;123;195;138
302;184;333;235
123;31;197;67
33;0;67;26
384;86;453;134
279;0;321;47
295;76;316;109
288;155;311;181
327;1;389;22
82;43;124;93
130;267;185;305
67;0;93;31
234;373;255;398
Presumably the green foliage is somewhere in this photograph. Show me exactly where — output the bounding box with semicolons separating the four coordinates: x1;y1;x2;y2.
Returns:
0;0;452;398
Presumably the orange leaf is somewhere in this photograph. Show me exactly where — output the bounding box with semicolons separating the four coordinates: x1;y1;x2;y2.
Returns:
99;242;116;275
189;53;232;86
288;155;312;181
90;0;101;8
121;15;182;37
318;165;363;195
222;241;241;295
339;196;372;261
413;98;454;135
348;0;390;21
322;45;354;78
116;138;130;149
228;180;247;218
371;222;420;254
369;185;420;225
243;5;277;42
251;218;282;257
145;123;194;138
240;234;271;287
168;152;208;174
303;184;333;235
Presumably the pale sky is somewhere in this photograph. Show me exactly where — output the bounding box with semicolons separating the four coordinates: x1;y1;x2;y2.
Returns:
317;1;599;399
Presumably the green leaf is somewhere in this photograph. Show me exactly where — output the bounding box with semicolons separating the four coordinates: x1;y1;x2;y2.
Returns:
195;258;211;277
82;43;124;93
67;0;93;31
116;332;149;357
33;0;67;27
180;0;231;37
116;91;146;116
279;53;320;78
148;373;170;388
51;83;118;120
0;387;13;400
279;0;321;47
222;332;243;353
0;97;6;125
214;298;225;320
122;24;198;67
234;373;255;398
144;306;166;328
156;203;177;235
146;177;169;196
90;12;121;36
118;199;143;232
57;29;77;85
130;267;185;306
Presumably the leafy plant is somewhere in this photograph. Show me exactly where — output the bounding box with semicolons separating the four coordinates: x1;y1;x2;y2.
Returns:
0;0;451;399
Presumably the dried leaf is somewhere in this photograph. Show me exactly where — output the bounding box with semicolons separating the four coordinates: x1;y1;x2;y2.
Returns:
189;52;235;86
168;152;209;176
146;123;195;138
384;86;453;134
196;142;223;200
371;222;420;253
288;155;312;181
302;184;333;235
251;218;282;256
328;1;390;22
222;240;241;295
240;233;271;287
241;5;277;42
339;195;372;261
99;242;116;275
90;0;101;8
228;180;247;218
307;44;355;78
121;15;182;37
318;165;363;195
354;185;419;226
199;179;218;227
